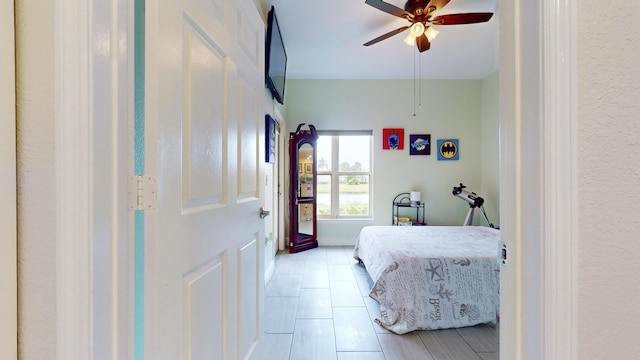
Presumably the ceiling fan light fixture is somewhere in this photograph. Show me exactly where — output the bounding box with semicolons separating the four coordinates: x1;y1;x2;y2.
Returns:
403;33;416;46
411;22;425;36
403;22;425;46
425;26;439;42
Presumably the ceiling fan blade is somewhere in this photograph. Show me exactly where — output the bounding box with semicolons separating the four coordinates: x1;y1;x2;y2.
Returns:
430;12;493;25
424;0;451;17
363;25;410;46
416;34;431;52
365;0;413;20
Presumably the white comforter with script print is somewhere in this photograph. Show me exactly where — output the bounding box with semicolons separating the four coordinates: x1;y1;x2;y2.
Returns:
353;226;500;334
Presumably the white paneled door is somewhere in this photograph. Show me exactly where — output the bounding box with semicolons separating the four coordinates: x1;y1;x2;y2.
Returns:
146;0;265;359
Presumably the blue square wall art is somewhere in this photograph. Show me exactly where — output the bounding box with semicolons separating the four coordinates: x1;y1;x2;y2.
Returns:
437;139;459;160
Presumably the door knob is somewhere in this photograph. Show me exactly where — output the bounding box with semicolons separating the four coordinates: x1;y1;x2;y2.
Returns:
259;207;270;219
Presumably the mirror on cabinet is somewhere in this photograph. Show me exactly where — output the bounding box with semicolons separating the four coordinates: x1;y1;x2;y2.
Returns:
297;143;314;198
297;203;314;236
289;123;318;253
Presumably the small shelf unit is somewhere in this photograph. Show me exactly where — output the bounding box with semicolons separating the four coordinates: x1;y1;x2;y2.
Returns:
392;192;426;226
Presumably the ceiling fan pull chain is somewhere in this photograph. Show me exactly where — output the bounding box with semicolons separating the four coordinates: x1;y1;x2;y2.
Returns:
418;51;422;109
412;46;417;116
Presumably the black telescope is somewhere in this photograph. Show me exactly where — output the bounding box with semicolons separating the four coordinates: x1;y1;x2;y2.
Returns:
452;183;484;208
452;183;494;228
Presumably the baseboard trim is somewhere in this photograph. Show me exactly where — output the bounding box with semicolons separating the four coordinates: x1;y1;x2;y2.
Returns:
317;237;356;247
264;258;275;285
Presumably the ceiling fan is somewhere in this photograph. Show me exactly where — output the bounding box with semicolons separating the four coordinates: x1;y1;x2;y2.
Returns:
363;0;493;52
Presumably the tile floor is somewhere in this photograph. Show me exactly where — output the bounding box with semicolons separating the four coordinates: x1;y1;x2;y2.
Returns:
261;246;498;360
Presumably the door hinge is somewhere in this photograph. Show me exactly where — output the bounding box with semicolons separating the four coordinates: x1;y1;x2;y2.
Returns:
129;175;158;211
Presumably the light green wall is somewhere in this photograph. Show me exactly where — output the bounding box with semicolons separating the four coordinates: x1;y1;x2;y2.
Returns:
284;76;499;244
480;71;500;227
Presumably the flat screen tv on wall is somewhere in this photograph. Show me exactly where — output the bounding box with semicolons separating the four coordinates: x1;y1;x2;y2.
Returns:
265;6;287;105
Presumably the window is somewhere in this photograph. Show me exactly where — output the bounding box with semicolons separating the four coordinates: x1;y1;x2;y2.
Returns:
316;131;372;219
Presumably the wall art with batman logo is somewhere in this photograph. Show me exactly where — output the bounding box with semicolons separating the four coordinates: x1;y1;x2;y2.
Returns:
437;139;459;160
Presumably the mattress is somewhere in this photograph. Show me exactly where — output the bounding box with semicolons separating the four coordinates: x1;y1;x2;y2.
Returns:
353;225;500;334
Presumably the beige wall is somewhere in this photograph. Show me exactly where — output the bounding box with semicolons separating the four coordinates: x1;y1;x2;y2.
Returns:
1;0;17;358
285;78;499;244
15;0;57;358
578;0;640;357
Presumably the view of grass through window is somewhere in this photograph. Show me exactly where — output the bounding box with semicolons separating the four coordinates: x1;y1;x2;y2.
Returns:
316;133;371;218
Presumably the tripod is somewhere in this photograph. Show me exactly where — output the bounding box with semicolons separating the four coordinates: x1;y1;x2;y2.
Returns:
463;204;494;228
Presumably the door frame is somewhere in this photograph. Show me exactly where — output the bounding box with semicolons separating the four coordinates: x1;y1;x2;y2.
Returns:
276;107;287;251
51;0;579;358
0;0;17;358
499;0;578;359
56;0;92;355
56;0;132;358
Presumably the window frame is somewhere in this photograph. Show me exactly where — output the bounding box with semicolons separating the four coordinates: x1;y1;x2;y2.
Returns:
316;130;373;220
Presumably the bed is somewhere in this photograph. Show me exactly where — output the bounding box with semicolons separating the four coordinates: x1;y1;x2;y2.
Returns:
353;225;500;334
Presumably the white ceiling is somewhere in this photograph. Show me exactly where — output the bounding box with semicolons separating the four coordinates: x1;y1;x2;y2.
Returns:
257;0;499;80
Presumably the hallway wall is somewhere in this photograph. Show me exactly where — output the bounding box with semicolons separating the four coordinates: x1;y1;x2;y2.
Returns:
1;0;18;358
15;0;57;357
577;0;640;356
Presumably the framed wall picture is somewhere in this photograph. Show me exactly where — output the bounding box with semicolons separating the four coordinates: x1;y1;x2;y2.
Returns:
437;139;459;160
305;163;312;174
409;134;431;155
265;114;277;163
382;128;404;150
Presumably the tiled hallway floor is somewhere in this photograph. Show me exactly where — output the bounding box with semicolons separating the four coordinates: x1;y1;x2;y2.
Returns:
261;246;498;360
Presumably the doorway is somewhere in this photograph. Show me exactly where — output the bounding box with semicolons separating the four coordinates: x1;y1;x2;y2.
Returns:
41;0;578;358
498;0;579;358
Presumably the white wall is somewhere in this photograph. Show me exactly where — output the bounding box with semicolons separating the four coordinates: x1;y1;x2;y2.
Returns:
15;0;57;357
285;78;499;244
578;0;640;357
263;91;287;281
